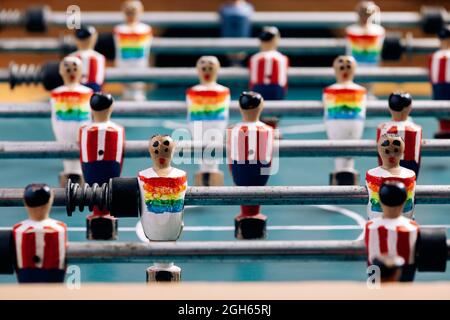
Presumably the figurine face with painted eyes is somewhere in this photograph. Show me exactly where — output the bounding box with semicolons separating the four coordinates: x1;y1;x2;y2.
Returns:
378;134;405;169
149;135;175;169
122;0;143;24
196;56;220;85
59;56;82;85
333;55;356;84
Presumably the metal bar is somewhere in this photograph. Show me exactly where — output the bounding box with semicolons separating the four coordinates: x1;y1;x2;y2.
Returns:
0;37;440;55
1;100;450;118
2;185;450;207
1;66;431;85
0;139;448;159
64;239;450;261
45;11;442;29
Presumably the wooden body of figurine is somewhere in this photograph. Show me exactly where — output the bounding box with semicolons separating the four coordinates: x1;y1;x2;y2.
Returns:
51;56;93;186
79;93;125;240
13;184;67;283
249;26;289;101
114;0;152;101
324;55;367;185
377;92;422;176
346;1;385;66
226;92;274;239
366;134;416;219
365;181;419;282
70;25;106;92
138;135;186;241
429;26;450;138
187;56;230;186
219;0;254;38
138;134;185;282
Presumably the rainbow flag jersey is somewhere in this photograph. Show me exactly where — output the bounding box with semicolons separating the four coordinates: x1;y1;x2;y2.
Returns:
138;167;187;214
323;83;367;120
186;85;230;121
114;23;152;62
366;166;416;219
50;84;92;122
346;24;385;65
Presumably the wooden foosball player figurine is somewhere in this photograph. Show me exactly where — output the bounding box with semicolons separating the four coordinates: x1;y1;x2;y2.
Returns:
249;26;289;131
0;184;67;283
219;0;254;38
139;134;186;281
114;0;152;101
51;56;93;186
346;1;385;66
366;134;416;219
66;134;186;282
226;92;274;239
377;92;422;176
324;55;367;185
79;93;125;240
365;181;447;282
429;25;450;139
70;25;106;92
249;26;289;101
187;56;230;186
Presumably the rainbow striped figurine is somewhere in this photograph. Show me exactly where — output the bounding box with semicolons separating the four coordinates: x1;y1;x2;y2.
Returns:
346;1;385;66
187;56;230;186
366;134;416;219
114;0;152;101
138;134;185;282
323;55;367;185
51;56;92;186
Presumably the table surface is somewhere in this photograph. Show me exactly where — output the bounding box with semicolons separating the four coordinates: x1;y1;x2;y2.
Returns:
0;85;448;283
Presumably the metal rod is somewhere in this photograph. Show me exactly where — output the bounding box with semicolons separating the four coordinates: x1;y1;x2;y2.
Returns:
36;11;450;29
1;100;450;118
0;139;448;159
2;185;450;207
0;37;440;56
2;66;431;85
64;239;450;261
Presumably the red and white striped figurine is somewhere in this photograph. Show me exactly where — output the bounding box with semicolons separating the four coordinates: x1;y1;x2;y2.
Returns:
79;93;125;240
70;25;105;92
226;92;274;239
249;26;289;101
428;25;450;138
365;181;419;282
13;184;67;283
376;92;422;176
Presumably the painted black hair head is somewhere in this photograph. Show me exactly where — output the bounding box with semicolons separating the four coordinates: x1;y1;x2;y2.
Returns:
75;25;97;40
379;181;407;207
24;183;51;208
258;26;279;42
239;91;263;110
438;25;450;40
388;92;412;112
90;93;114;111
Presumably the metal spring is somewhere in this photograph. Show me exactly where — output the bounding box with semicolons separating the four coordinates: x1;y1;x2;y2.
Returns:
8;63;42;89
65;180;110;216
0;9;21;28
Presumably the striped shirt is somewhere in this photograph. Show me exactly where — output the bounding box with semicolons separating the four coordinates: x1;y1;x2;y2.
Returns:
376;120;422;164
429;49;450;84
249;50;289;88
226;121;274;163
79;121;125;163
365;216;419;265
13;219;67;270
71;50;106;87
